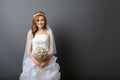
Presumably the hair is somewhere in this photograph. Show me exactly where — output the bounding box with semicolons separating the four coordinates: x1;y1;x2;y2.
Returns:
31;11;47;37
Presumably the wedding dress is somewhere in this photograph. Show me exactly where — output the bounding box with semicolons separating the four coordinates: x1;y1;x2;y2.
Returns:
19;34;61;80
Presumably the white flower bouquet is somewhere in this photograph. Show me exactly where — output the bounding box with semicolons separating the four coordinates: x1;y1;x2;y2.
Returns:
33;46;48;62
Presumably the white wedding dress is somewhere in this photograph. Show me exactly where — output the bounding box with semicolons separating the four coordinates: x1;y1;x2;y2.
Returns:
19;34;61;80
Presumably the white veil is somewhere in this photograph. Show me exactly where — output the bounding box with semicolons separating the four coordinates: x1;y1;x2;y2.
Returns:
22;25;57;69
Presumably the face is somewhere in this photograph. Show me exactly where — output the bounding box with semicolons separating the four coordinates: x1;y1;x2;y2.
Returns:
36;16;45;29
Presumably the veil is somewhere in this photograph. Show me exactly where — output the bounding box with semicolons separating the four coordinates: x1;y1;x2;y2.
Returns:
22;26;57;69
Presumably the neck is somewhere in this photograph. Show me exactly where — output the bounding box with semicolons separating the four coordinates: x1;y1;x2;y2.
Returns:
38;28;44;32
38;28;43;31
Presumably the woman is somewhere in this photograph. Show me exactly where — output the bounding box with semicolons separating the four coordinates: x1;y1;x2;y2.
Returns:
19;11;61;80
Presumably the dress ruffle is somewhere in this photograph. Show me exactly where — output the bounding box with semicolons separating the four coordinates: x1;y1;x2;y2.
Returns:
19;56;61;80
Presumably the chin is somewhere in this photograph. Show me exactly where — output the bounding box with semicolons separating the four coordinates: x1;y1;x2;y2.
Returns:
38;26;43;28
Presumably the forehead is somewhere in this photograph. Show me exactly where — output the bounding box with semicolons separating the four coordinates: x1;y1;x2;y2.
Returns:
38;16;44;19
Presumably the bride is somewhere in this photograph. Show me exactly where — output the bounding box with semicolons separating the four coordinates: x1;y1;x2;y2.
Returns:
19;11;61;80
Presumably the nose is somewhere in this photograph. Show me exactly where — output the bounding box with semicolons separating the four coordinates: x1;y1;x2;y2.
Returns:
38;21;41;23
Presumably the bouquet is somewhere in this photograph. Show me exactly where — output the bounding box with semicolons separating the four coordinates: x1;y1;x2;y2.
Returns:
33;46;48;62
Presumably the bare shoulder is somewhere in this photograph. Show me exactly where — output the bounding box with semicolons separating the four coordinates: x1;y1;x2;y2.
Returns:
27;29;33;38
45;29;49;35
46;28;52;36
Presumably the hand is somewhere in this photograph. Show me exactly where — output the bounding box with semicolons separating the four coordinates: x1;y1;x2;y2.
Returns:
37;59;50;68
41;53;53;67
41;60;49;68
37;62;45;68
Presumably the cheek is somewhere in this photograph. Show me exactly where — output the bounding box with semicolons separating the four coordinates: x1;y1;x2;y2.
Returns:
42;21;45;24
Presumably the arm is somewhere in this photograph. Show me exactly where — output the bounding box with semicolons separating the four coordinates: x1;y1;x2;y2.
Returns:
26;29;40;65
47;27;55;59
42;27;55;67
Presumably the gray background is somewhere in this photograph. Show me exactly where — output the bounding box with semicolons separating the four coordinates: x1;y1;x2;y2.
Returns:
0;0;120;80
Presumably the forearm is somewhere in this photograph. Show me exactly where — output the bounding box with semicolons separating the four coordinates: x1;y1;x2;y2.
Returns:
29;52;39;65
45;52;53;62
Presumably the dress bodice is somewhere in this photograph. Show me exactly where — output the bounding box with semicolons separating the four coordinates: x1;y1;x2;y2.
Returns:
32;34;49;53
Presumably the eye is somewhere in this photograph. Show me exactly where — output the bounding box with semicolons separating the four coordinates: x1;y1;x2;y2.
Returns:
41;19;45;21
37;19;39;22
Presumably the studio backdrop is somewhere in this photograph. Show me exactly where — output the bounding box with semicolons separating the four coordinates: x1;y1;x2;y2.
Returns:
0;0;120;80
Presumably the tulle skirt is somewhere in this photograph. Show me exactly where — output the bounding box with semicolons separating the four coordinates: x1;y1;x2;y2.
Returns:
19;56;61;80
